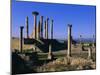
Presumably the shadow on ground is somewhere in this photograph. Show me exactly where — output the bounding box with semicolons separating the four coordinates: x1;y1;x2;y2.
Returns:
12;52;36;74
24;39;68;52
12;52;56;74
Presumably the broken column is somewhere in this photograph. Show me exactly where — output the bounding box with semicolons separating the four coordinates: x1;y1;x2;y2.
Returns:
92;34;95;47
79;35;83;51
88;47;92;59
48;44;53;60
40;16;43;39
67;24;72;57
26;16;29;38
46;17;49;39
79;35;82;45
48;19;54;60
20;26;24;53
32;11;39;39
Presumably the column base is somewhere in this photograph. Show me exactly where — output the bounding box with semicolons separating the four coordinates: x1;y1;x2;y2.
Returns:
88;56;92;59
92;44;95;47
48;52;53;60
67;55;71;58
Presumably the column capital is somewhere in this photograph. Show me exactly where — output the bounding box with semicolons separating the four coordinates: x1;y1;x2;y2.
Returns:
68;24;72;27
40;16;43;18
32;11;39;16
46;17;49;20
20;26;24;29
26;16;28;19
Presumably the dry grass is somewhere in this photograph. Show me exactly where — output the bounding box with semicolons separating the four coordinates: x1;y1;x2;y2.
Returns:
11;38;33;51
70;57;92;66
12;38;96;72
36;57;96;72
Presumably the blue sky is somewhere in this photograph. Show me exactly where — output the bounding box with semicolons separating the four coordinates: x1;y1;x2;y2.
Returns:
12;0;96;39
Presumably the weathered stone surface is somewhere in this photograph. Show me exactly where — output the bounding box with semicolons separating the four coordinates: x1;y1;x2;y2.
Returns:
67;24;72;57
20;26;24;52
32;11;39;39
26;16;29;38
88;47;92;59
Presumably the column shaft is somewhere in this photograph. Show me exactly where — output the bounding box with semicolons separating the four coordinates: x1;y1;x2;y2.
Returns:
88;47;92;59
26;16;29;38
51;20;53;39
40;16;43;38
20;26;24;53
92;34;95;47
37;21;40;39
44;20;46;39
67;25;72;57
34;16;37;39
46;18;49;39
48;44;52;59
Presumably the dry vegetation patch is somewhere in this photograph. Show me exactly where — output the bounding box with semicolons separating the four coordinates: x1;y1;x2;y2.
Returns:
37;57;96;72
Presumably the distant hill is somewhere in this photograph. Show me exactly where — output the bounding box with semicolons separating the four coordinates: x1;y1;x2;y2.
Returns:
56;38;95;43
11;37;95;52
74;38;95;43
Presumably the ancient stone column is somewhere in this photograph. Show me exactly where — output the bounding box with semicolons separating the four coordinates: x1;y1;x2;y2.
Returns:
79;34;83;51
44;20;46;39
32;11;39;39
92;34;95;47
37;21;40;39
46;17;49;39
47;19;54;60
40;16;43;39
20;26;24;53
48;44;53;60
51;19;53;39
32;11;39;51
79;35;82;45
26;16;29;38
88;47;92;59
67;24;72;57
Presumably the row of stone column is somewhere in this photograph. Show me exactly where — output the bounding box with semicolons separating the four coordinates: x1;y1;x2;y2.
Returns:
25;11;53;39
20;10;94;60
19;24;93;60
